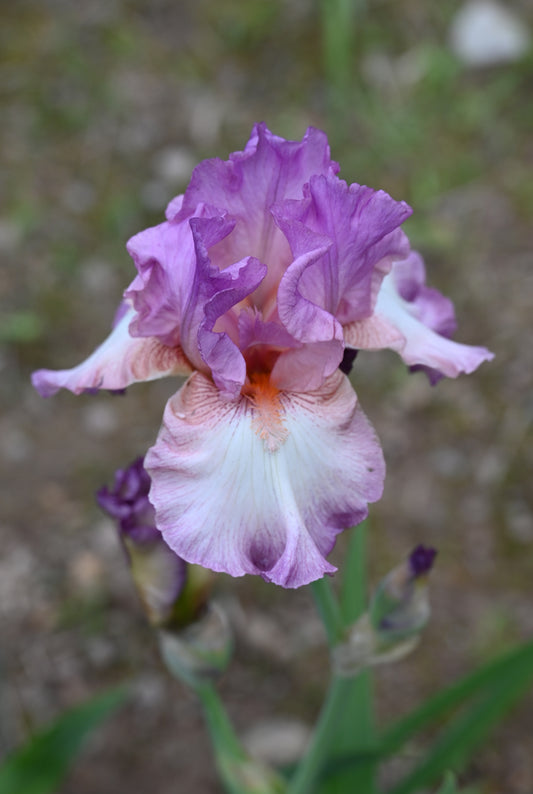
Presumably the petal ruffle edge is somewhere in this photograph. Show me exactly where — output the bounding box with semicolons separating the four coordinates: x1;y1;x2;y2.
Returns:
145;370;385;589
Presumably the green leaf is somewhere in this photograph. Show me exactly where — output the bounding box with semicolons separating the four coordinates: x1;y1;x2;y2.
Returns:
387;643;533;794
0;687;128;794
380;638;533;758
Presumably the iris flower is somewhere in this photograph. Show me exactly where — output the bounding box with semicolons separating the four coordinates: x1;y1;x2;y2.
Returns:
32;125;493;588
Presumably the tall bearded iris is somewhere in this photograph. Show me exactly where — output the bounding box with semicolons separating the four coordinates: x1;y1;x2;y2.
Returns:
32;125;493;588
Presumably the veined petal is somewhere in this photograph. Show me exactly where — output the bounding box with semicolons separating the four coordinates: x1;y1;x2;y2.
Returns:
377;278;494;376
274;174;412;324
125;202;219;347
145;370;385;589
183;216;267;399
178;124;340;309
344;252;494;379
275;234;345;387
271;341;344;392
31;307;192;397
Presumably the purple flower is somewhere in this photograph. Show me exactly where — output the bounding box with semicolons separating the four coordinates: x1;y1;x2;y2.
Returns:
98;457;187;624
32;125;492;588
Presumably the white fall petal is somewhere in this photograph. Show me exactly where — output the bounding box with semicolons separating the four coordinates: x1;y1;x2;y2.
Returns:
31;307;192;397
145;370;385;588
344;273;494;378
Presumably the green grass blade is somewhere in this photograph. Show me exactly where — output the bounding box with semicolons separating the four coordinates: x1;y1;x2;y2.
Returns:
0;687;128;794
380;638;533;758
387;651;533;794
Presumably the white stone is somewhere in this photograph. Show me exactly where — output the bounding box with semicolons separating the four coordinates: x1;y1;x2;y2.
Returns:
450;1;530;66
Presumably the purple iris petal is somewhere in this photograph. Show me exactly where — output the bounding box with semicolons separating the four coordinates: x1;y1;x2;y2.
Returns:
176;124;340;311
96;456;159;541
186;215;267;398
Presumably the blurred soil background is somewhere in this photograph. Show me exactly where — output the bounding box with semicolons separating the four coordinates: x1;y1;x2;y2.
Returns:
1;0;533;792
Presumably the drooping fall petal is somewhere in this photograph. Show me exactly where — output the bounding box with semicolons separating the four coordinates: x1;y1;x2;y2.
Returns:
31;307;192;397
344;252;494;379
145;370;385;589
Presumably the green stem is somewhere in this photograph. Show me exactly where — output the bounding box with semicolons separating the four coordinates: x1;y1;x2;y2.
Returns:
291;524;377;794
330;524;376;794
340;521;368;624
311;576;345;648
288;676;352;794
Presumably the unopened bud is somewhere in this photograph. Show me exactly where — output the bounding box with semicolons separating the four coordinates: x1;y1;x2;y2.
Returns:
159;602;233;688
97;457;212;627
369;544;437;643
333;545;437;676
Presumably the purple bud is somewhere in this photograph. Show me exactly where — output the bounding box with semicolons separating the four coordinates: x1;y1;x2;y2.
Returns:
97;457;187;624
408;545;437;579
96;456;159;543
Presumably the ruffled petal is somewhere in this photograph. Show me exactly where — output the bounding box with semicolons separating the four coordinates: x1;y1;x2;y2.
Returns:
182;216;267;399
274;174;412;324
125;202;216;347
145;370;385;589
31;307;192;397
177;124;340;309
238;306;297;353
344;252;494;378
274;232;345;388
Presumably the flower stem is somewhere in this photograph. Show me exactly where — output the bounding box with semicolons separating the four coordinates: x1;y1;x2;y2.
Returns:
288;676;351;794
290;524;377;794
311;576;345;648
327;524;377;793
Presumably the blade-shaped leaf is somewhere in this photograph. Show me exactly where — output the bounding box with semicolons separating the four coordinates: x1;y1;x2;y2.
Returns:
387;649;533;794
0;687;128;794
380;638;533;758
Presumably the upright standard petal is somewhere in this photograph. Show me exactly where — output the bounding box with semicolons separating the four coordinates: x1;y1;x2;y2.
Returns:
176;124;340;309
344;252;494;379
125;200;218;346
145;370;385;589
275;175;412;326
31;307;192;397
182;216;267;399
273;175;411;388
